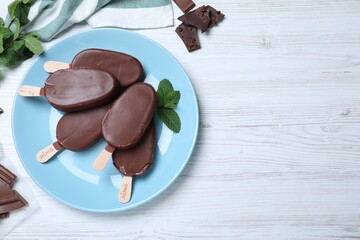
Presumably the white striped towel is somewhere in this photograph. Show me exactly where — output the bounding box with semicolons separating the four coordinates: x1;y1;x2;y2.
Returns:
0;0;174;41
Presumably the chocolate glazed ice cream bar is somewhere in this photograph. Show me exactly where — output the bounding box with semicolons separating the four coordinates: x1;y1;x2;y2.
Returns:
44;48;144;87
36;104;111;163
113;121;156;203
93;83;156;171
18;69;118;112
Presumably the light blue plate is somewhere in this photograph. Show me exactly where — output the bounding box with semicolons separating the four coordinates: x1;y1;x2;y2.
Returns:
12;28;199;213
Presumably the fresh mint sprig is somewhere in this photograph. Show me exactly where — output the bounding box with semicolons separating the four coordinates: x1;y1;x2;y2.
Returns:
157;79;181;133
0;0;42;67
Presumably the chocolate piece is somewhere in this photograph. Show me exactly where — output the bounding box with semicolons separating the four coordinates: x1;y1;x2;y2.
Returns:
0;212;9;219
0;107;3;113
0;191;28;214
0;166;28;216
0;181;13;199
56;104;111;151
173;0;195;13
206;5;225;28
44;69;118;112
175;23;201;52
113;121;156;176
178;6;210;33
71;49;144;88
0;191;19;206
0;164;17;186
102;83;156;149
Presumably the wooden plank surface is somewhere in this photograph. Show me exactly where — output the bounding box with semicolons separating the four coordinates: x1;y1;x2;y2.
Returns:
1;0;360;239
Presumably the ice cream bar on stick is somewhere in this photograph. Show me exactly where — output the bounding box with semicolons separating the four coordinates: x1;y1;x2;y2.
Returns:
113;121;155;203
36;104;111;163
93;83;156;171
18;69;118;112
44;48;144;87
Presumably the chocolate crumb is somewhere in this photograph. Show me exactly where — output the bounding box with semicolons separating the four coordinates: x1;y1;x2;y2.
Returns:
0;107;3;114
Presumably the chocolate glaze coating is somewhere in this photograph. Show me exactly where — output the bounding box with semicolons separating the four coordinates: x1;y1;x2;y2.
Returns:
113;121;155;176
102;83;156;149
44;69;118;112
56;104;111;151
71;48;144;87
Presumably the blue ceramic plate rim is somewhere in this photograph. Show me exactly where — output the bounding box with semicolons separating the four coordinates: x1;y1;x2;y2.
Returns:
11;28;199;213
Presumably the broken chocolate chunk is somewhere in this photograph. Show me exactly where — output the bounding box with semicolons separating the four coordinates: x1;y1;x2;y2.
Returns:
0;107;3;114
176;23;201;52
0;164;28;218
0;190;28;214
0;181;13;199
206;5;225;28
178;6;210;33
0;212;9;219
173;0;195;13
0;164;17;186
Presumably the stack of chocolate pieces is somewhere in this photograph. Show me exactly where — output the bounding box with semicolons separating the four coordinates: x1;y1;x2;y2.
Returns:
175;4;225;52
0;164;28;219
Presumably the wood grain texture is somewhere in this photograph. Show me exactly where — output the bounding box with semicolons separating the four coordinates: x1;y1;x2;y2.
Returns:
1;0;360;239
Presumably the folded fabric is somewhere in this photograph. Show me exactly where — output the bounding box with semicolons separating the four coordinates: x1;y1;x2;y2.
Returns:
0;0;174;41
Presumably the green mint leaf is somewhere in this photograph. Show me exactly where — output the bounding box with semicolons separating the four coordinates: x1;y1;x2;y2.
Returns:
0;27;12;40
157;79;174;107
0;45;26;66
163;91;181;109
18;4;31;26
22;0;32;4
0;18;4;27
27;31;38;38
23;34;42;54
8;0;31;26
8;1;20;20
0;37;4;54
13;39;25;52
13;18;20;40
158;108;181;133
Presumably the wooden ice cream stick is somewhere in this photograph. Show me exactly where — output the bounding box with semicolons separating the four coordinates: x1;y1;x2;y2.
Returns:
36;141;63;163
44;61;70;73
18;85;44;97
93;145;116;171
118;175;133;203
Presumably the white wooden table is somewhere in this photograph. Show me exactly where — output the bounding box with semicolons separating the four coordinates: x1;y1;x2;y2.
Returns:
1;1;360;239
